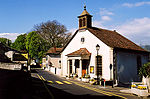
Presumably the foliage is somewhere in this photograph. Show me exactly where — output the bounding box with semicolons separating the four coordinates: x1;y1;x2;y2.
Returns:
34;20;72;48
139;62;150;77
26;31;50;63
12;34;27;51
0;37;12;47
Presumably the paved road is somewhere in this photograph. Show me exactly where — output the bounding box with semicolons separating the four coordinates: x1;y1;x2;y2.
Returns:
31;69;140;99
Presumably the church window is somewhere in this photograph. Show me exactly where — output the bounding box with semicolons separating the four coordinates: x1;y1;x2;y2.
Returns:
79;19;82;27
81;37;85;43
83;18;85;26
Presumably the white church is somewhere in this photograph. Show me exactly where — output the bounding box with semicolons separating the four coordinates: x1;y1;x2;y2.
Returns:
59;6;149;84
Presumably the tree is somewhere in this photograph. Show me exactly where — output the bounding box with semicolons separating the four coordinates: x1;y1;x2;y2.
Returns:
34;20;71;48
139;62;150;77
0;37;12;47
12;34;27;51
26;31;50;63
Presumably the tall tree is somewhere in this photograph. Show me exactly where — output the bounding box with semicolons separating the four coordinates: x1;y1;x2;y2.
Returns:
26;31;50;63
12;34;27;51
34;20;71;48
0;37;12;47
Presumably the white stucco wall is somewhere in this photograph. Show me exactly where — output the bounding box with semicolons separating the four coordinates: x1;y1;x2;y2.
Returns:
117;51;149;83
5;51;14;61
46;55;61;75
61;30;113;80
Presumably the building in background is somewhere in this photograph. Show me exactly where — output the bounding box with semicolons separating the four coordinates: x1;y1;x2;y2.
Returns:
44;47;62;75
0;43;27;70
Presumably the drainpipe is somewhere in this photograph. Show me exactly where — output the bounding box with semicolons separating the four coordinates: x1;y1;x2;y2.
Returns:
112;49;118;87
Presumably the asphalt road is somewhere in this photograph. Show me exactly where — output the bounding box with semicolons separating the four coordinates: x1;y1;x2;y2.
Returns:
31;69;140;99
0;67;143;99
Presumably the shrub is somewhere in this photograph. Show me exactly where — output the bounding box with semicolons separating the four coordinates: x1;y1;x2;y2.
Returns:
139;62;150;78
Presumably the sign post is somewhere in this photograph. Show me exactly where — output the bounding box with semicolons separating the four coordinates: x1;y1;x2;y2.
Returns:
104;79;106;88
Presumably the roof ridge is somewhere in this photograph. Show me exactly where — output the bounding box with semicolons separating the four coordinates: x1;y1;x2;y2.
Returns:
87;27;147;52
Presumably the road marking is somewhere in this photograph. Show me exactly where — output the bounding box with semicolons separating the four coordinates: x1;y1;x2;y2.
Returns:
40;76;46;81
37;74;54;99
48;81;54;84
70;81;127;99
56;81;64;84
97;87;134;96
37;74;42;80
63;81;72;84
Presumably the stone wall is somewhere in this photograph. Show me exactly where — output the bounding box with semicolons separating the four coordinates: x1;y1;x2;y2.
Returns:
0;62;21;70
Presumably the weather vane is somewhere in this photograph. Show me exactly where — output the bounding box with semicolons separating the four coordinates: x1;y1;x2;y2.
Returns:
84;2;86;10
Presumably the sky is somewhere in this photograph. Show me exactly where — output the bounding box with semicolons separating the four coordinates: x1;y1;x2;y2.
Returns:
0;0;150;45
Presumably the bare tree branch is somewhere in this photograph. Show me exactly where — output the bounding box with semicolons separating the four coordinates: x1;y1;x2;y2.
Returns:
34;20;71;48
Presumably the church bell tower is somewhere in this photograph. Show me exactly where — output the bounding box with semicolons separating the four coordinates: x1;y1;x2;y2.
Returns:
78;5;92;29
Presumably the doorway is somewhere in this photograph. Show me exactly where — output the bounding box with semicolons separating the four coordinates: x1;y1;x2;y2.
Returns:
82;59;89;76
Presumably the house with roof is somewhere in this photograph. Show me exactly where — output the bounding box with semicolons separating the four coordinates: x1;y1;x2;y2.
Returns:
43;47;63;75
0;43;12;63
0;43;26;70
60;6;149;85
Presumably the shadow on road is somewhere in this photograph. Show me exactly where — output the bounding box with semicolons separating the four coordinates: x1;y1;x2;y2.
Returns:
0;69;31;99
0;68;122;99
31;74;121;99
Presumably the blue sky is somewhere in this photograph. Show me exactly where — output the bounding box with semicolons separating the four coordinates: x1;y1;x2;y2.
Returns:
0;0;150;45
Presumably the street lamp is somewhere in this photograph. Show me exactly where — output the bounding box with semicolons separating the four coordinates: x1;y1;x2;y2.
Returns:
96;44;100;85
96;44;100;54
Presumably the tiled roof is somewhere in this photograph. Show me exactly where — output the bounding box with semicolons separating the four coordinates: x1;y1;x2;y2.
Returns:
0;43;10;53
88;27;146;52
0;43;20;53
66;48;91;56
79;10;91;17
47;47;63;54
61;27;147;53
0;54;12;63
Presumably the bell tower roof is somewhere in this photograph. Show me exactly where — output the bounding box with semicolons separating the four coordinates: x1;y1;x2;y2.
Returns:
78;5;92;18
78;5;92;29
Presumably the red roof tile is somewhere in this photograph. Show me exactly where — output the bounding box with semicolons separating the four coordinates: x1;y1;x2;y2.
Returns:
67;48;91;56
88;27;146;52
47;47;63;54
61;27;147;53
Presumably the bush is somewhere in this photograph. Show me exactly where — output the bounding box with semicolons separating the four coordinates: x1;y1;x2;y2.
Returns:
139;62;150;78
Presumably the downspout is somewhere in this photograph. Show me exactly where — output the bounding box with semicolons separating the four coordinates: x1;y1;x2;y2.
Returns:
113;49;118;87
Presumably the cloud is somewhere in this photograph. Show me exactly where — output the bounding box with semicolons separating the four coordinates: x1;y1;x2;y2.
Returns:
99;8;114;16
101;16;111;21
116;17;150;45
92;20;107;29
93;17;150;45
92;8;113;28
122;2;150;7
0;33;23;42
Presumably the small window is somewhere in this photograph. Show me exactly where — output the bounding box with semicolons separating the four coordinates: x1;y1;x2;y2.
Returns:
79;19;82;27
81;37;85;43
83;18;85;26
59;60;61;63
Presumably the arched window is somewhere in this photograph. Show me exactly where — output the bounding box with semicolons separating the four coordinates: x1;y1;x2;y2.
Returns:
79;19;82;27
83;18;85;26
